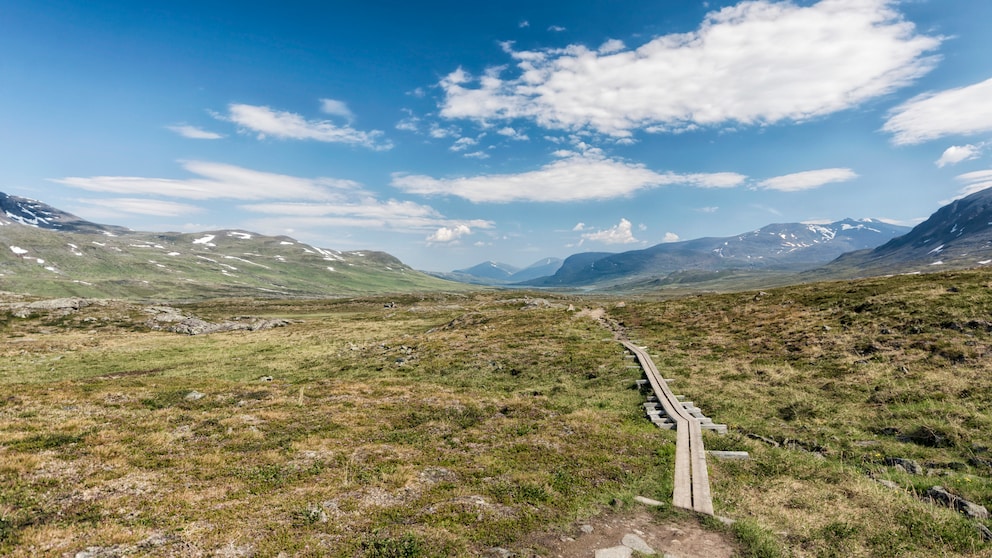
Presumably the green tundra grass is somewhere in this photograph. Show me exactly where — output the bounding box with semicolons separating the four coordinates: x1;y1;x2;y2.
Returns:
3;270;992;556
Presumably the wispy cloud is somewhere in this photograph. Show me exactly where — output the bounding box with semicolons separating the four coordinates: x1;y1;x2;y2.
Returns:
946;169;992;203
497;127;529;141
439;1;940;136
450;137;478;152
56;162;495;235
222;103;392;150
884;77;992;145
581;218;639;244
661;232;680;243
319;98;355;121
74;198;203;217
166;124;224;140
757;168;858;192
935;143;985;168
547;25;566;32
53;161;358;201
391;150;746;203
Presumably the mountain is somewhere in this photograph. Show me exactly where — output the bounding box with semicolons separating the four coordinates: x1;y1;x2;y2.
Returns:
0;192;465;300
528;219;910;287
0;192;130;234
819;187;992;276
455;260;520;280
427;257;564;286
509;257;564;282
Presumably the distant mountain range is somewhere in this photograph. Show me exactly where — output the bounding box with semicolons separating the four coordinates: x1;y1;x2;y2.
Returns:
0;192;464;300
8;188;992;299
819;187;992;277
525;218;911;288
1;192;130;235
429;257;564;285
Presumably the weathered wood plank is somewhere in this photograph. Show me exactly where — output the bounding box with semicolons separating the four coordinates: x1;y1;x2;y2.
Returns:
622;340;714;516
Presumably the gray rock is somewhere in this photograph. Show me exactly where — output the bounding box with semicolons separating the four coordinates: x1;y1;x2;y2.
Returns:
926;486;989;520
27;297;85;311
483;548;515;558
875;479;900;490
976;523;992;542
595;546;633;558
184;390;206;401
621;533;656;555
74;547;124;558
885;457;924;475
746;433;779;447
707;450;750;461
580;524;594;534
633;495;665;507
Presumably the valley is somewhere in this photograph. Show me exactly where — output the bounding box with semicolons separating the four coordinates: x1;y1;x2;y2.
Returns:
3;270;992;556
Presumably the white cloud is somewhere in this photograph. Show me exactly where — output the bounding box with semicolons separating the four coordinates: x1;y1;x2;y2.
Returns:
884;77;992;145
519;20;530;28
54;161;493;237
572;222;586;231
52;161;360;201
75;198;203;217
450;137;478;152
946;169;992;202
757;168;858;192
223;103;391;150
391;151;746;203
429;123;460;139
241;201;492;235
166;124;224;139
581;218;638;244
698;206;719;213
548;25;566;32
935;143;984;168
463;151;490;159
662;232;680;243
319;98;355;121
497;127;529;141
395;109;421;132
439;0;940;136
598;39;625;54
427;224;473;243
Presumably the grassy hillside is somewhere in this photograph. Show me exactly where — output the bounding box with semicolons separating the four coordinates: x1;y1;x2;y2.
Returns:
0;225;468;300
613;269;992;556
2;271;992;556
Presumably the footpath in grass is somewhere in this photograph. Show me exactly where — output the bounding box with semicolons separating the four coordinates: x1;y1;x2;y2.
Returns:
1;293;704;556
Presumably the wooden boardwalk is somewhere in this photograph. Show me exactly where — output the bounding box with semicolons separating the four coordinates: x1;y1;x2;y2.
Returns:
622;340;714;515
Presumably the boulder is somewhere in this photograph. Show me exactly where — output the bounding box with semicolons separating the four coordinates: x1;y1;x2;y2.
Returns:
926;486;989;520
884;457;924;475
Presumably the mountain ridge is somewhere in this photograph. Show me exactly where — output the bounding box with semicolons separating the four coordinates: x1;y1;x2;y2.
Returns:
527;218;910;287
816;187;992;277
0;192;465;300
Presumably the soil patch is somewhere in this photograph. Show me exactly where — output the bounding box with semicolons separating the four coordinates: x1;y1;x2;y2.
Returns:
527;510;737;557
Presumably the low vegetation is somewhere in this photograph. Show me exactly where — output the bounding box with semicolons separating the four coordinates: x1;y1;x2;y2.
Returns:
614;270;992;556
2;269;992;556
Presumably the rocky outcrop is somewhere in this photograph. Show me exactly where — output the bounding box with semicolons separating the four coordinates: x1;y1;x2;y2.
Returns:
144;306;292;335
926;486;989;520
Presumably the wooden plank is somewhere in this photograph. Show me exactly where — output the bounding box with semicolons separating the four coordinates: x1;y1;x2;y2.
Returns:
689;418;714;515
622;340;714;516
673;420;692;508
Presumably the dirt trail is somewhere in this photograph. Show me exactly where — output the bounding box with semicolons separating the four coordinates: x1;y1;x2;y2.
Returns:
528;510;737;557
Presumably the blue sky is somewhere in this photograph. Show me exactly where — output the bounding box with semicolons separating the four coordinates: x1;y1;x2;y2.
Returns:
3;0;992;271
